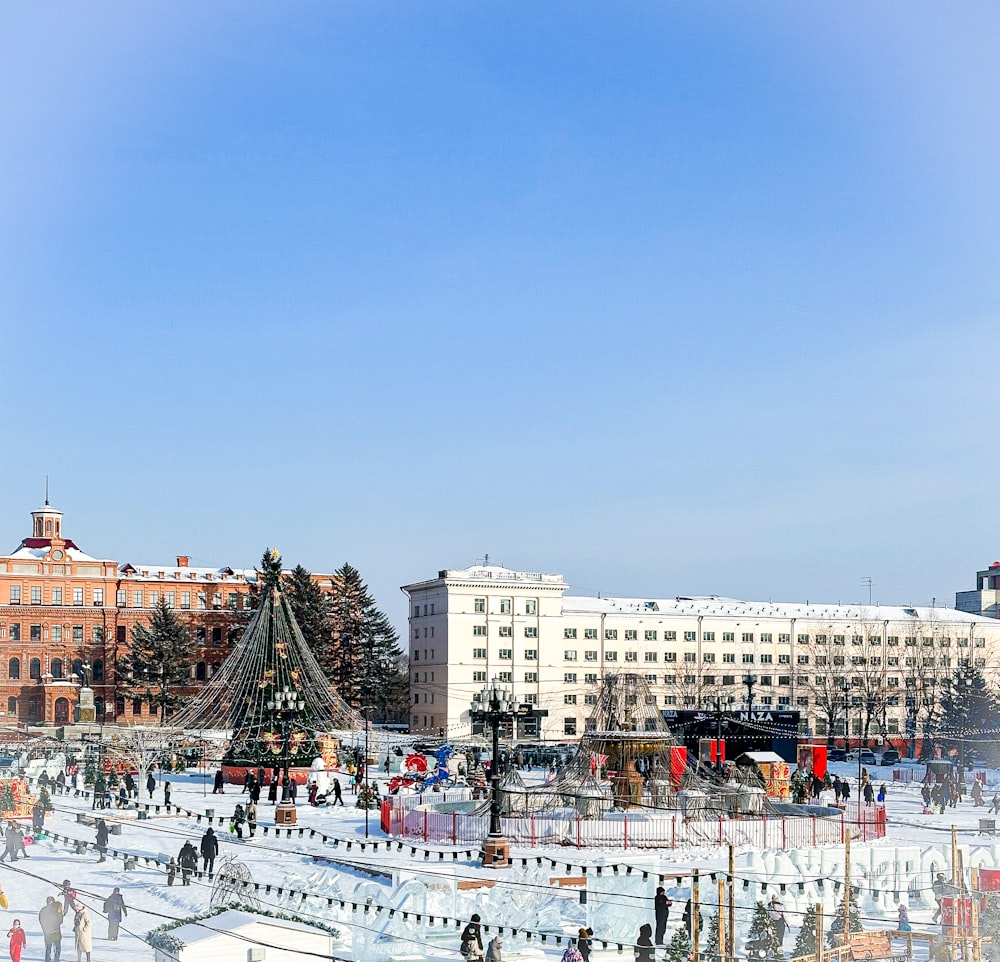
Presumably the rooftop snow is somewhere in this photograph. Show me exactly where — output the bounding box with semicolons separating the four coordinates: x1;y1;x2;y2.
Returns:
562;594;984;623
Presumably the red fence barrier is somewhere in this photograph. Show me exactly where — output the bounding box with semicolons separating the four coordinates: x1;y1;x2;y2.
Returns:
381;804;848;849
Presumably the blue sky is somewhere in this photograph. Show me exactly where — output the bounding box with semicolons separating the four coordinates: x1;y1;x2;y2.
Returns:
3;3;1000;632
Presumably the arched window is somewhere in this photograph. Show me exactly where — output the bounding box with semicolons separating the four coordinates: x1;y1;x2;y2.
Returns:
29;658;41;680
115;696;125;718
92;659;104;682
27;697;37;718
51;659;63;680
132;699;143;717
196;662;206;682
71;658;83;680
6;697;15;714
94;696;105;719
8;658;20;681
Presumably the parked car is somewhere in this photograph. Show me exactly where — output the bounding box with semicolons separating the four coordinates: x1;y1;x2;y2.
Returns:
880;748;900;766
828;749;847;762
859;749;878;765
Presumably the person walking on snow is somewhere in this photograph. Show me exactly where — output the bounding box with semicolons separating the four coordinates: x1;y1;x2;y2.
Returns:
178;842;197;885
73;904;92;962
95;819;109;862
460;914;484;960
103;888;127;941
38;897;63;962
146;771;156;799
232;804;245;840
200;827;219;876
7;920;25;962
247;801;257;837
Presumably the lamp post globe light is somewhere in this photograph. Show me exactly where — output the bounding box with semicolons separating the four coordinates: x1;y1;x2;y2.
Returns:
469;678;518;869
266;686;305;825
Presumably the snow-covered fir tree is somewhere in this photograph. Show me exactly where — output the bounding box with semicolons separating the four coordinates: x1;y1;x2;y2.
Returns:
665;926;691;962
747;901;781;959
792;903;820;960
827;886;862;947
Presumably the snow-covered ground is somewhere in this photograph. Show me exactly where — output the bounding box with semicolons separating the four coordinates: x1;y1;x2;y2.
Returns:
3;759;995;962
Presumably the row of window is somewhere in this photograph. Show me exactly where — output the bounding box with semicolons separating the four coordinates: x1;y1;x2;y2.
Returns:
4;656;97;681
6;586;251;611
0;624;237;646
463;622;989;648
3;694;164;721
0;657;226;684
9;586;100;606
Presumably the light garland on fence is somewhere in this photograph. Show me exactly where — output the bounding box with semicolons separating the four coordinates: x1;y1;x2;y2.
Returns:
34;779;942;900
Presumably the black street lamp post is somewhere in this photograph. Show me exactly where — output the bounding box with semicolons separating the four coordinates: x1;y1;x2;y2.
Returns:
362;705;374;839
469;678;546;869
267;686;304;825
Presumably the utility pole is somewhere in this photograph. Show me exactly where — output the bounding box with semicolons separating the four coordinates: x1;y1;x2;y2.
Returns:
844;831;851;938
717;878;726;962
693;868;700;962
728;845;735;962
816;903;824;962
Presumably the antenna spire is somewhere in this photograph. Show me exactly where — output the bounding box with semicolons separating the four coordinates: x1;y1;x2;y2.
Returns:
45;476;49;505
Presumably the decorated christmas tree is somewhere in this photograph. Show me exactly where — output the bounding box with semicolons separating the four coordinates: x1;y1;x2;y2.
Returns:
168;550;360;769
85;757;96;786
747;901;782;960
703;908;722;962
827;886;862;947
792;903;820;960
666;927;691;962
0;782;14;815
356;781;381;810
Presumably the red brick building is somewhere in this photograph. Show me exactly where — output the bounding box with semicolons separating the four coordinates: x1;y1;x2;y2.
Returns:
0;501;261;728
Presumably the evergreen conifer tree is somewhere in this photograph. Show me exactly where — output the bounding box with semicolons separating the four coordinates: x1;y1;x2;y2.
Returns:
328;563;403;720
934;664;999;764
703;909;722;962
117;600;196;721
792;904;820;960
747;901;781;959
827;886;862;947
284;565;333;655
85;757;96;786
665;926;691;962
0;782;14;815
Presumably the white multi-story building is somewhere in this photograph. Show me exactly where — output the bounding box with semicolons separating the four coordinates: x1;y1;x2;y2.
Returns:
402;564;1000;746
956;561;1000;620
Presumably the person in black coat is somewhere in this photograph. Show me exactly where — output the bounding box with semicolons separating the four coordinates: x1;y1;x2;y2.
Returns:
268;778;278;804
460;914;483;960
635;923;654;962
200;828;219;876
95;820;109;863
212;770;225;794
178;842;198;885
654;886;671;945
332;779;344;806
146;771;156;798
